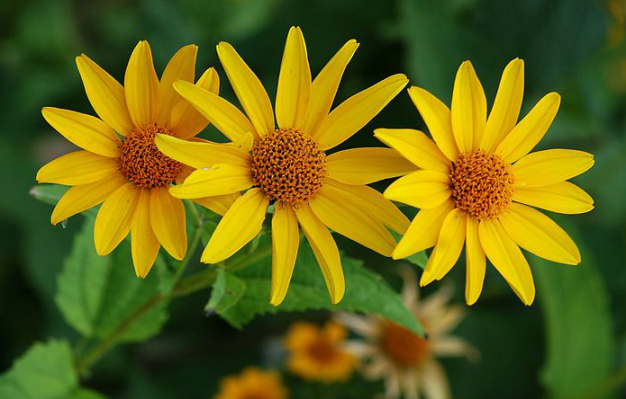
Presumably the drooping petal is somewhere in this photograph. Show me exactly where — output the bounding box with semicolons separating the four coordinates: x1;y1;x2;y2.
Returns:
314;74;409;150
512;181;594;214
421;361;452;399
465;217;486;305
326;147;417;185
42;107;121;157
270;204;300;306
383;169;451;209
201;188;268;263
374;128;450;172
155;134;250;169
150;187;187;260
131;189;160;277
499;203;580;265
36;151;119;186
393;201;455;259
157;44;198;127
294;203;345;304
170;68;221;138
512;149;594;188
124;41;160;128
420;209;466;286
94;183;141;256
193;193;240;216
451;61;486;153
276;27;311;130
169;164;254;199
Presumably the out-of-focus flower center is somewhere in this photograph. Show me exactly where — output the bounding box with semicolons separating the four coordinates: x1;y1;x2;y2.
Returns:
250;129;327;206
379;320;430;368
449;150;514;219
118;124;183;189
306;337;342;364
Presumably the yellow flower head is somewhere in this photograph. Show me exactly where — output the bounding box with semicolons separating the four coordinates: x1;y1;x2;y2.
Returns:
156;26;413;305
214;368;288;399
285;321;356;383
36;41;233;277
376;59;595;305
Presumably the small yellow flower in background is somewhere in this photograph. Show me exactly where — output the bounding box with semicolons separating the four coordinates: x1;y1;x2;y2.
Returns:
214;368;288;399
156;26;413;305
285;321;357;383
376;59;594;305
337;268;475;399
36;41;235;277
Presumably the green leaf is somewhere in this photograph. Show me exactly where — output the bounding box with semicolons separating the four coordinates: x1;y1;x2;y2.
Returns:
30;184;98;219
205;268;246;314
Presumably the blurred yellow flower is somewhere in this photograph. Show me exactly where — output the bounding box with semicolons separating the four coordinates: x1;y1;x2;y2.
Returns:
285;321;356;383
376;59;594;305
214;368;288;399
156;26;412;305
37;41;235;277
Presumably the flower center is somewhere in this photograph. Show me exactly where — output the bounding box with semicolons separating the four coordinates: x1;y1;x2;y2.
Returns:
118;124;183;189
250;128;327;206
449;150;514;219
379;320;430;368
306;337;341;364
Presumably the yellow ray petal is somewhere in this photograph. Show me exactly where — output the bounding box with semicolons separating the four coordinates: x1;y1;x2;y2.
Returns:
512;181;594;214
465;217;486;305
481;59;524;152
383;169;451;209
301;39;359;134
374;128;451;172
155;134;250;169
150;187;187;260
217;41;274;136
42;107;121;157
94;183;141;256
201;188;268;263
326;147;417;185
124;41;160;128
50;174;127;225
270;204;300;306
276;27;311;130
131;189;160;277
193;193;240;216
174;80;254;142
170;68;221;138
499;203;580;265
478;218;535;305
496;92;561;163
76;54;133;135
169;164;253;199
407;86;458;161
294;203;345;304
512;149;594;188
157;44;198;127
36;151;119;185
393;200;455;259
451;61;487;153
314;74;409;150
420;209;466;286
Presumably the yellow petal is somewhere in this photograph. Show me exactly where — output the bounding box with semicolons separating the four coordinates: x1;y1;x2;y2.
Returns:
393;200;455;259
193;193;240;216
301;39;359;134
465;217;486;305
131;189;160;277
294;203;345;304
326;147;417;185
42;107;121;157
512;149;594;188
420;209;466;286
499;203;580;265
512;181;594;214
478;218;535;305
50;174;127;225
383;170;451;209
495;92;561;163
481;59;525;152
174;80;254;142
36;151;119;185
201;188;268;263
76;54;133;135
374;128;451;172
217;41;274;136
157;44;198;127
169;164;253;199
150;187;187;260
94;183;141;256
155;134;250;169
451;61;487;153
270;204;300;306
314;74;409;150
276;27;311;130
124;41;160;128
407;86;458;161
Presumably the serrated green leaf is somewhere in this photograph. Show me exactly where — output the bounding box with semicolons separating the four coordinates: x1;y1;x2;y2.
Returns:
205;268;246;314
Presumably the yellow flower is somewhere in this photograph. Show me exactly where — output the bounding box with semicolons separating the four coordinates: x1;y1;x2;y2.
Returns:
337;268;475;399
376;59;594;305
36;41;235;277
284;321;356;383
214;368;288;399
156;27;412;305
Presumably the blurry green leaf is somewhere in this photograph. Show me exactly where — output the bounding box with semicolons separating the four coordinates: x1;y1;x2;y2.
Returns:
406;251;428;269
30;184;98;219
205;268;246;314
